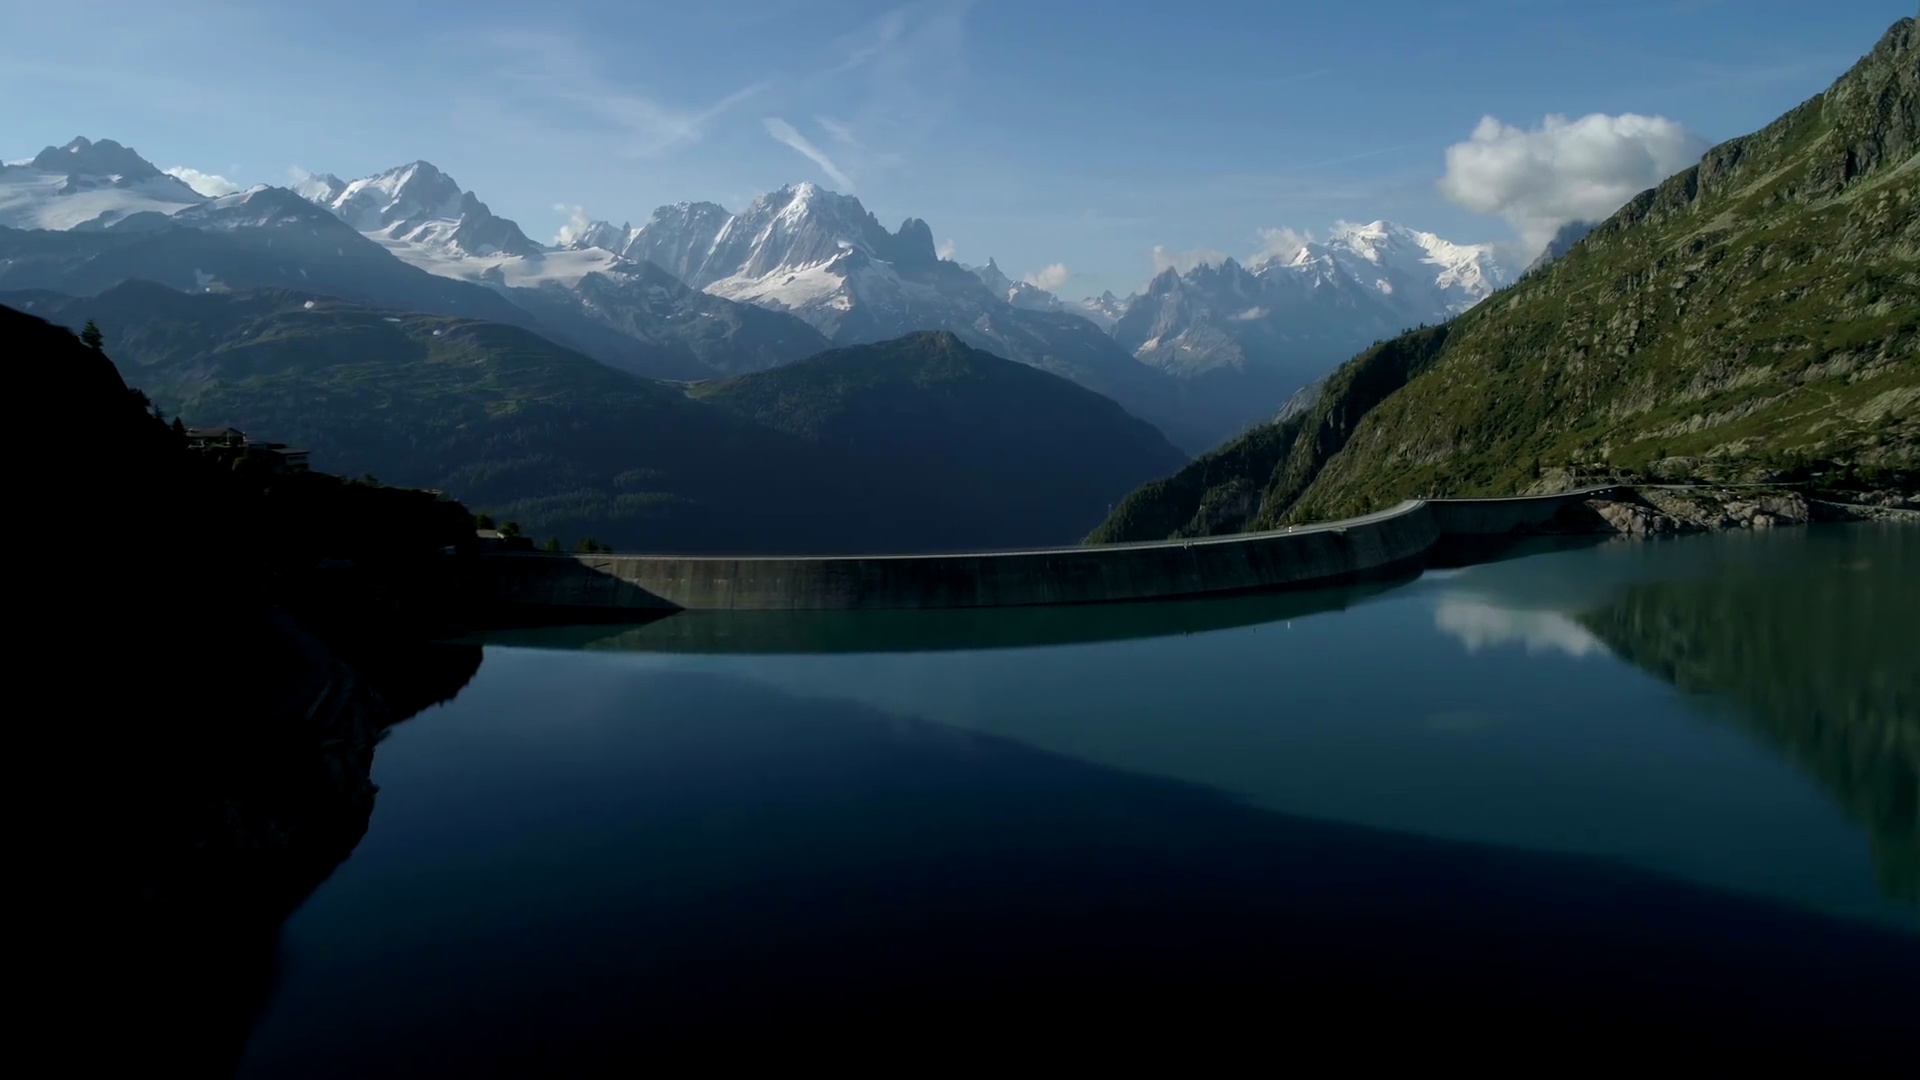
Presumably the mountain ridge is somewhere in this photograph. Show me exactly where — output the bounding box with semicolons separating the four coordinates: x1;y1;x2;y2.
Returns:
1091;16;1918;543
7;282;1188;554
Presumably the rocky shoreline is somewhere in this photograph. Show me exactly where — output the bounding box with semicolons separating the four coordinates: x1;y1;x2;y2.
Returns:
1546;487;1920;537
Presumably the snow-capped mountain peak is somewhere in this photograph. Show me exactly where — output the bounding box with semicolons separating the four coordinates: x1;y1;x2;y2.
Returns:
961;257;1068;315
1071;289;1132;332
571;218;634;253
289;170;346;204
31;136;168;182
0;135;207;230
1254;219;1509;316
567;200;733;283
301;160;542;259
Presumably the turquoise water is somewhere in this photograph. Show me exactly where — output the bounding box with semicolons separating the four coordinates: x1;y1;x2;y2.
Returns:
238;525;1918;1071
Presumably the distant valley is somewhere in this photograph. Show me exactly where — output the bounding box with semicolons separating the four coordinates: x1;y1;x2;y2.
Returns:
9;281;1181;553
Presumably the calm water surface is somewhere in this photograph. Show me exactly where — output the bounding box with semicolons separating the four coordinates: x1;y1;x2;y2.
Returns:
240;525;1918;1071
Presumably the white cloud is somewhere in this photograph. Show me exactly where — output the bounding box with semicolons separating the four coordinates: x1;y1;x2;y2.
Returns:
163;166;241;196
1433;598;1609;659
1438;112;1708;257
1253;226;1313;264
1150;245;1229;275
762;117;855;190
936;238;956;260
551;203;595;246
1022;263;1071;291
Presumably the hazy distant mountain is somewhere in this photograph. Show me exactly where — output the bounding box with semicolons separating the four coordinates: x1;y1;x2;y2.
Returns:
963;258;1072;314
1114;221;1509;380
295;160;545;259
960;220;1508;438
1524;220;1600;274
292;162;831;379
690;331;1189;546
8;282;1183;553
575;183;1208;450
1074;290;1131;331
0;137;206;231
4;133;1510;453
0;176;549;331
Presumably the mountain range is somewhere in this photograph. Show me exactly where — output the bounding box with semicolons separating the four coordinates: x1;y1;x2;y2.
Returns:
8;281;1183;553
1091;16;1917;542
2;129;1519;451
572;190;1512;442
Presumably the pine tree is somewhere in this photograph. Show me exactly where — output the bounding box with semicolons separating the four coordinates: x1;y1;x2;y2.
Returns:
80;319;104;351
170;417;187;439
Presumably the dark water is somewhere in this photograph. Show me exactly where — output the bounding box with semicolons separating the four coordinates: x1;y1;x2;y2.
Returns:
239;525;1918;1071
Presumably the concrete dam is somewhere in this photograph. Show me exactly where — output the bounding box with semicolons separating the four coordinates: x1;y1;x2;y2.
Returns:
477;487;1628;615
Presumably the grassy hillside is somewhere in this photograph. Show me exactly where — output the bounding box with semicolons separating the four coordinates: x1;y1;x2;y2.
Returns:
11;284;1183;554
1092;17;1917;543
691;331;1189;545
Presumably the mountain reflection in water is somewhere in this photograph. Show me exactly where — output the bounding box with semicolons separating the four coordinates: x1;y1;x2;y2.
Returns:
1578;526;1918;905
234;525;1917;1071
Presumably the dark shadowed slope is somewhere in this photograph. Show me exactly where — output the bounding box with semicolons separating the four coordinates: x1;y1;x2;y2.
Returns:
10;286;1182;553
690;331;1189;547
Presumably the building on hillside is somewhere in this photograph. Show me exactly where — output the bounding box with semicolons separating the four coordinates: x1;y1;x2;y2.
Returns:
183;425;310;473
248;441;312;473
184;426;247;449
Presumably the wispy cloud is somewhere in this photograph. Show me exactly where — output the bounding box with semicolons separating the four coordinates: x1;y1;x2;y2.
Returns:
782;1;972;184
163;165;242;196
815;114;862;148
763;117;856;190
936;238;957;260
1253;226;1313;263
470;29;769;160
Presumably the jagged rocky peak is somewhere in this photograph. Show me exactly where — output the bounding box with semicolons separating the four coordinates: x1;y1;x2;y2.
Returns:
290;170;347;204
1144;266;1185;295
603;200;735;282
176;184;344;230
572;219;632;252
893;216;937;263
328;161;462;228
310;159;542;258
965;258;1015;294
708;182;894;282
28;136;164;180
1186;257;1252;283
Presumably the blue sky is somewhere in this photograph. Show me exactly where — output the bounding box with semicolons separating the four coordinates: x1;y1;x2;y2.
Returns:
2;0;1907;297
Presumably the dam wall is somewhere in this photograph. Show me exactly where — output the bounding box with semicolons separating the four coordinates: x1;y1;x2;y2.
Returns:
479;486;1625;614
